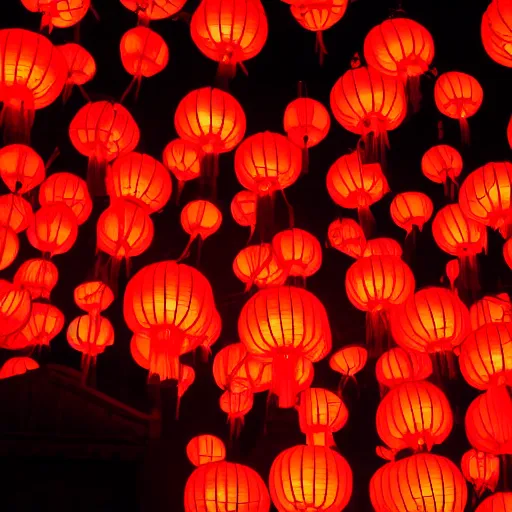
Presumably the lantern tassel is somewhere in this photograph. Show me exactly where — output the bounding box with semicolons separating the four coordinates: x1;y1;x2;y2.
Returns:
0;96;35;145
460;117;470;146
406;75;422;113
315;32;327;65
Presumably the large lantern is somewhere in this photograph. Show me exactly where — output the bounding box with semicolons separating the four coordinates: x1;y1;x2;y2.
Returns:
421;144;463;198
461;449;500;498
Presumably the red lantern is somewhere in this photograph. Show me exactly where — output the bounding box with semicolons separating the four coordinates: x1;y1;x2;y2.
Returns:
470;293;512;330
21;0;90;31
74;281;114;315
482;0;512;68
329;345;368;389
14;259;58;300
0;194;33;233
327;218;366;258
58;43;96;102
0;144;45;194
284;97;330;149
0;281;32;336
461;449;500;498
0;226;19;271
231;190;257;239
219;388;254;437
186;435;226;467
475;492;512;512
421;144;463;198
120;0;187;22
362;237;403;258
390;192;434;235
0;357;39;379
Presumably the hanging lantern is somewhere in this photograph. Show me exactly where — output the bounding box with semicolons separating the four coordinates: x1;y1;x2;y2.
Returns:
238;286;331;408
434;71;483;144
27;204;79;256
12;303;64;349
21;0;90;31
370;453;467;512
327;218;366;258
326;151;389;235
465;386;512;455
0;29;67;143
461;449;500;498
362;237;403;258
120;0;187;22
213;343;250;393
120;26;169;100
376;381;453;456
364;18;434;109
0;357;39;379
469;294;512;329
39;172;92;225
272;228;322;279
74;281;114;315
107;152;172;214
0;144;45;194
390;192;434;236
0;227;19;271
14;259;58;300
199;308;222;357
329;345;368;389
459;322;512;390
233;243;286;290
190;0;268;78
475;492;512;512
219;388;254;437
345;255;415;353
459;162;512;238
186;435;226;467
269;444;352;512
58;43;96;102
0;194;33;234
231;190;257;238
0;281;32;336
482;1;512;68
69;101;140;195
298;388;348;447
330;66;407;163
421;144;463;198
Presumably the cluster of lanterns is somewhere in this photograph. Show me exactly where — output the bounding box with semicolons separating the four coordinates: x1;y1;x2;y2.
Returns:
0;0;512;510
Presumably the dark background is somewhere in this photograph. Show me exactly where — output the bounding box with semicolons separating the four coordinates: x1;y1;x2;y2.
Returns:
1;0;511;510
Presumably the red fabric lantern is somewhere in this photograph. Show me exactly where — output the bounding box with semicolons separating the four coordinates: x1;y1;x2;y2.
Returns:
284;97;330;149
0;194;33;233
15;303;64;348
120;0;187;22
231;190;258;238
421;144;463;198
0;29;68;143
461;449;500;497
0;281;32;336
21;0;90;31
0;357;39;379
186;435;226;467
14;259;58;300
219;388;254;437
58;43;96;102
0;144;45;194
327;218;366;258
0;226;19;271
329;345;368;388
482;0;512;68
470;293;512;329
475;492;512;512
74;281;114;315
362;237;403;258
390;192;434;235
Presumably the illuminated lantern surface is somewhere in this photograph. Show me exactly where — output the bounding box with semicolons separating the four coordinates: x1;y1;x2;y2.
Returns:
0;194;33;233
362;237;403;258
234;131;302;195
0;226;19;271
327;218;366;258
74;281;114;314
470;294;512;329
120;0;187;20
39;172;92;225
67;314;115;359
162;139;202;192
482;0;512;68
186;435;226;467
0;29;68;142
175;87;246;154
459;162;512;238
329;345;368;383
298;388;349;447
213;343;251;392
27;204;79;256
370;453;467;512
421;144;463;192
184;460;270;512
0;281;32;336
461;449;500;497
475;492;512;512
181;200;222;242
233;244;285;289
231;190;257;233
272;228;322;278
390;192;434;234
14;259;58;300
219;388;254;436
190;0;268;76
0;357;39;379
0;144;45;194
376;347;433;390
376;381;453;453
284;98;330;148
269;444;352;512
21;0;90;30
459;322;512;390
465;386;512;455
15;302;64;348
59;43;96;91
107;153;172;213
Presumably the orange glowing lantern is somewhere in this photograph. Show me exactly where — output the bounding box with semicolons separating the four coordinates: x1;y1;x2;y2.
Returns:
465;386;512;455
0;144;45;194
0;357;39;379
107;153;172;213
434;71;483;144
190;0;268;78
446;259;460;291
330;66;407;162
124;261;216;381
459;322;512;390
58;43;96;102
69;101;140;195
421;144;463;197
390;192;434;235
14;259;58;300
327;218;366;258
329;345;368;388
27;204;79;256
21;0;90;31
269;444;353;512
120;0;187;22
238;286;331;408
272;228;322;279
470;294;512;329
186;435;226;467
475;492;512;512
327;151;389;234
370;453;467;512
0;194;33;233
376;381;453;455
362;237;403;258
213;343;250;393
298;388;348;447
233;243;285;289
482;1;512;68
0;227;19;271
219;388;254;437
39;172;92;225
0;281;32;336
0;29;68;143
461;449;500;497
459;162;512;238
74;281;114;315
17;303;64;348
376;347;433;391
162;139;202;198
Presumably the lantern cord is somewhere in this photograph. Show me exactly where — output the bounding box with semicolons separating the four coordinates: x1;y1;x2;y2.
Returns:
136;10;151;27
246;224;255;246
403;226;417;265
90;3;100;21
120;76;142;104
280;189;295;229
367;311;390;358
358;206;375;238
73;23;80;43
177;234;197;263
199;345;212;363
315;32;328;66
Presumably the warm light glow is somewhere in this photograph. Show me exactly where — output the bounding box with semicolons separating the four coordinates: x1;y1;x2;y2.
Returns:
284;98;331;148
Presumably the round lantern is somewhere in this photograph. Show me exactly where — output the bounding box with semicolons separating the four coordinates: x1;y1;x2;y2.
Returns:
390;192;434;235
14;259;58;300
14;303;64;349
58;43;96;102
470;294;512;329
0;357;39;379
107;152;172;213
482;1;512;68
269;444;352;512
329;345;368;388
421;144;463;197
475;492;512;512
370;453;467;512
330;66;407;162
238;286;331;408
0;226;19;271
186;435;226;467
362;237;403;258
434;71;483;143
327;218;366;258
233;244;286;289
39;172;92;225
461;449;500;497
69;101;140;195
74;281;114;315
199;308;222;357
213;343;251;393
0;194;33;233
0;29;68;143
21;0;90;31
120;0;187;21
27;204;79;256
376;381;453;455
162;139;202;197
0;281;32;336
190;0;268;77
0;144;45;194
219;388;254;437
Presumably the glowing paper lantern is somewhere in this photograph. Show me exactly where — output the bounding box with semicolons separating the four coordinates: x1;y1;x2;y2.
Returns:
390;192;434;235
475;492;512;512
186;435;226;467
0;357;39;379
219;388;254;437
327;218;366;258
0;194;33;233
362;238;403;258
461;449;500;497
16;303;64;348
233;244;285;289
0;144;45;194
329;345;368;388
14;259;58;300
0;281;31;336
421;144;463;197
74;281;114;315
120;0;187;21
58;43;96;102
21;0;90;31
482;0;512;68
0;227;19;271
